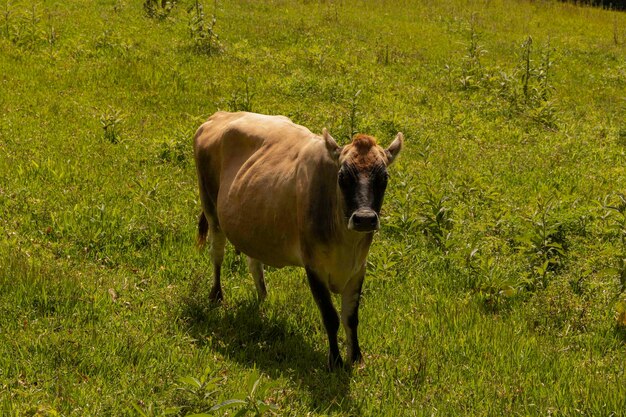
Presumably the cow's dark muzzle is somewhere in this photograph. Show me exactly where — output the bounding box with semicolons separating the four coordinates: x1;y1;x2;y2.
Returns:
348;209;380;232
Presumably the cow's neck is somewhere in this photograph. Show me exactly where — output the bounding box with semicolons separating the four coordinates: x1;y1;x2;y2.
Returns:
308;184;372;286
303;183;373;284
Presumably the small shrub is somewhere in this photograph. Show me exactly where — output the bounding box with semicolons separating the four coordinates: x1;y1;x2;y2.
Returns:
375;42;402;66
208;371;278;416
143;0;176;20
418;188;454;253
329;85;364;143
158;135;188;165
2;3;49;50
175;367;225;410
100;107;124;144
226;78;255;112
498;36;558;129
188;0;223;56
94;29;116;51
601;193;626;292
464;237;523;313
174;368;277;416
459;14;487;91
376;43;391;65
516;197;566;290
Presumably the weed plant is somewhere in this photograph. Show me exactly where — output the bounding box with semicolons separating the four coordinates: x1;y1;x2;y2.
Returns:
188;0;222;56
144;0;177;20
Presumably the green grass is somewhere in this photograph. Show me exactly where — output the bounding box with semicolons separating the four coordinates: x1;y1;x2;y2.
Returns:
1;0;626;415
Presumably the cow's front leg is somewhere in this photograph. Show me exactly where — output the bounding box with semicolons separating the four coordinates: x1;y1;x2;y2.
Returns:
341;271;364;365
305;268;343;370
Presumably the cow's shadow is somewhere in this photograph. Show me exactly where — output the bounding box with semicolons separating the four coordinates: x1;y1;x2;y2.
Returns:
180;292;356;413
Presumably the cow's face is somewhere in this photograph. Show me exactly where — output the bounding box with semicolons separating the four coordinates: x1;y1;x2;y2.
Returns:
323;130;403;233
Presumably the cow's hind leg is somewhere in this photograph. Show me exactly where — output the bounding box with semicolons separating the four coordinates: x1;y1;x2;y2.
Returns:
198;211;226;302
208;221;226;302
246;257;267;301
305;268;343;370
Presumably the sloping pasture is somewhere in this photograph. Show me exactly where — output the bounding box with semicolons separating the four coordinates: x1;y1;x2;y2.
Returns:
1;0;625;415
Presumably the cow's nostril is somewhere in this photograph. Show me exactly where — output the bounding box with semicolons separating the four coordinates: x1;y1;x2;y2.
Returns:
349;210;379;232
355;213;376;223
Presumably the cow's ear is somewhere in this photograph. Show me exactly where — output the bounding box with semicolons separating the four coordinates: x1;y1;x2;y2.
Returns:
385;132;403;166
322;128;341;162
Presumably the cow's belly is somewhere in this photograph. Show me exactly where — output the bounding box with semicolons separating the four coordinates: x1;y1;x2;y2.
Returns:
220;214;303;268
216;168;303;268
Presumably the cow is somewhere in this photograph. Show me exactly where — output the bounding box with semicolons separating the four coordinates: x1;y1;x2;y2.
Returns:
193;111;403;369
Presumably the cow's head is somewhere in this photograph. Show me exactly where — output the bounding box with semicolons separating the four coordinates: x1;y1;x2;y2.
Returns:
323;129;403;233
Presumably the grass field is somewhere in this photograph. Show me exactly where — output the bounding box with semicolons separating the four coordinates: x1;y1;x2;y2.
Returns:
1;0;626;415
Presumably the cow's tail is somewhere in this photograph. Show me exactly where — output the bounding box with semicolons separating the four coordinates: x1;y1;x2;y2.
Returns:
197;211;209;248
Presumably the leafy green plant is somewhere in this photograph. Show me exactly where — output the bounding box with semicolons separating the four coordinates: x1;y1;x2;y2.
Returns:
459;14;487;90
467;248;518;313
45;10;57;57
188;0;222;56
388;189;419;239
601;193;626;293
516;197;566;290
375;42;399;66
498;36;557;128
177;368;224;406
159;140;186;164
159;130;189;165
210;372;277;416
417;189;454;253
2;3;48;49
227;78;255;112
376;43;390;65
100;107;124;144
144;0;177;20
331;85;364;143
179;370;277;417
2;1;10;39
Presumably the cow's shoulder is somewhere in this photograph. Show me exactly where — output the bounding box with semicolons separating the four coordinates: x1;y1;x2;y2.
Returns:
293;137;340;247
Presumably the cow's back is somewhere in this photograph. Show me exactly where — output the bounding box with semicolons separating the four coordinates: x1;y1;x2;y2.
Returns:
194;112;323;268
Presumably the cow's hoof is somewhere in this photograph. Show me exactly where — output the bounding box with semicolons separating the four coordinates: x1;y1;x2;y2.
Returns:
328;354;344;371
208;287;223;303
349;354;363;367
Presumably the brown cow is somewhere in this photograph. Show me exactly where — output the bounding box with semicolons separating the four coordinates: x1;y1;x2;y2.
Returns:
193;111;402;369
